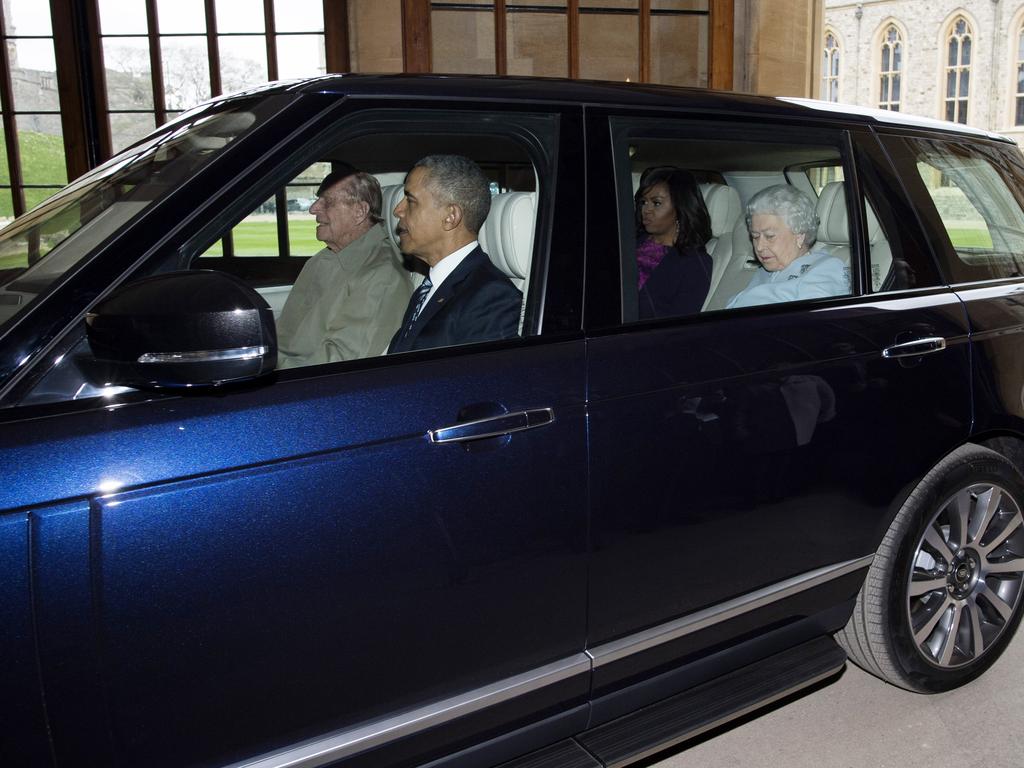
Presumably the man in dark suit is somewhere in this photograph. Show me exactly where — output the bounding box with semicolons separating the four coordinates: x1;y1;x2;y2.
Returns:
387;155;522;354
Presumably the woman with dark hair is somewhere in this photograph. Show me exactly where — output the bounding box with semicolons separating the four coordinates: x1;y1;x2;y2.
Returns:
634;166;713;318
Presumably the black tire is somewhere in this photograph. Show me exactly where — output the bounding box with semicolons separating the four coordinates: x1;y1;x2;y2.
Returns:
838;444;1024;692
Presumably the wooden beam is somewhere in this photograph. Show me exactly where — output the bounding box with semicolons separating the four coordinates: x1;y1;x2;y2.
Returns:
0;4;25;216
205;0;222;96
639;0;650;83
709;0;734;91
401;0;431;73
567;0;579;79
495;0;507;76
145;0;167;124
265;0;279;80
324;0;351;73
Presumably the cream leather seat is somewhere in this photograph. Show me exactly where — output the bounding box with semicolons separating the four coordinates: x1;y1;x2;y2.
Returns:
699;182;742;311
479;191;535;332
815;181;891;292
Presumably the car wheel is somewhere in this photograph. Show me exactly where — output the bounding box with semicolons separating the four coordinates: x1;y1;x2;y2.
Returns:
838;444;1024;692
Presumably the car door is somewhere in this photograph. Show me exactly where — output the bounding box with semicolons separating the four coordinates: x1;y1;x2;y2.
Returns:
0;95;589;768
580;111;974;713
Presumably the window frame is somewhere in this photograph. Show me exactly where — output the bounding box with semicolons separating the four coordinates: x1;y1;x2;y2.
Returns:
606;115;866;326
878;24;903;112
944;16;972;125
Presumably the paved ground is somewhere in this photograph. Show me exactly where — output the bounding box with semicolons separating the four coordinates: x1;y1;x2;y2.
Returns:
645;630;1024;768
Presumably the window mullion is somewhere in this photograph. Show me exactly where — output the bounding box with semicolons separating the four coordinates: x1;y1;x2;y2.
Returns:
0;5;26;217
205;0;222;97
146;0;167;126
264;0;279;80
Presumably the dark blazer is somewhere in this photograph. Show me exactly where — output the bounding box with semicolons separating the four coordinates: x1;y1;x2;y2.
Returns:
638;242;712;319
388;247;522;354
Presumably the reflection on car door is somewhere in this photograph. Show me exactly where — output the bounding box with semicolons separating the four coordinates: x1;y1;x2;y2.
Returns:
5;345;588;768
582;114;973;709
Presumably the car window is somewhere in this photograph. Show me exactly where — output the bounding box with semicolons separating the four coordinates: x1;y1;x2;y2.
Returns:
18;108;558;405
611;120;854;322
0;96;288;331
881;135;1024;284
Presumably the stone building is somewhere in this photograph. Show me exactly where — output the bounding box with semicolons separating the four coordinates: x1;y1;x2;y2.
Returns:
823;0;1024;145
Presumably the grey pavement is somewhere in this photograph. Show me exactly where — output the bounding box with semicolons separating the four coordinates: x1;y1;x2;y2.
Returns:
647;629;1024;768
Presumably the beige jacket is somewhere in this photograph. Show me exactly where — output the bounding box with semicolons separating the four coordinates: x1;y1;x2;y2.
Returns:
276;224;415;368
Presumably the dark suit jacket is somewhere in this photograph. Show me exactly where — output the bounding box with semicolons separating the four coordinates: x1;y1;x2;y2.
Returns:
388;247;522;354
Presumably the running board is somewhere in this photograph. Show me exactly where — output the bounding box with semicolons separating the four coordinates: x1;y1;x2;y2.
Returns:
497;636;846;768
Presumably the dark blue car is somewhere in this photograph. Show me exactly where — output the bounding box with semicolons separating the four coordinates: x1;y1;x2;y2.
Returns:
2;76;1023;768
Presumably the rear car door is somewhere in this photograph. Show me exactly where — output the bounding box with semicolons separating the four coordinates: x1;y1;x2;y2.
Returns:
581;110;974;715
0;95;589;768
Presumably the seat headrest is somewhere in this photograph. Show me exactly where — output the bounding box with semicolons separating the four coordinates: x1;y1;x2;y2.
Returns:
701;183;741;238
381;183;405;249
816;181;849;244
479;191;535;280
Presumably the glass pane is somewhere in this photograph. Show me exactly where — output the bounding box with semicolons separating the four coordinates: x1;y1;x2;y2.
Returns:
0;124;9;219
1018;62;1024;94
1019;30;1024;61
226;204;283;258
274;0;324;33
962;36;971;66
515;0;566;5
219;36;269;93
348;0;403;73
960;69;969;98
431;10;496;75
653;0;708;9
103;38;154;110
946;101;955;122
16;114;65;186
286;181;322;256
9;40;60;111
24;186;60;211
831;52;839;76
651;14;707;87
880;77;889;102
892;74;900;102
580;13;638;82
582;0;637;7
162;37;211;111
1016;95;1024;126
893;42;901;71
946;69;956;98
958;98;968;123
157;0;206;34
948;38;958;67
507;12;567;77
881;46;889;72
216;0;265;33
0;191;13;228
275;34;326;78
98;0;149;35
109;112;157;153
7;0;53;35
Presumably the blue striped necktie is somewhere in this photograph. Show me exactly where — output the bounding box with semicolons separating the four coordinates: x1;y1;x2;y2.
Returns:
400;275;432;341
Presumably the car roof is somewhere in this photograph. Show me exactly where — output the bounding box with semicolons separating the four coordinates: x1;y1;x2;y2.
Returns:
251;73;1015;145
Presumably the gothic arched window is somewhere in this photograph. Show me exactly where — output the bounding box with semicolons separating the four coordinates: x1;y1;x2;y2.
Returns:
1015;24;1024;125
945;17;972;123
879;25;902;111
822;31;840;102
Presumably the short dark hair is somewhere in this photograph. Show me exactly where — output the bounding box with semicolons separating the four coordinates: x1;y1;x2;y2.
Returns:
318;163;384;224
634;166;712;250
412;154;491;235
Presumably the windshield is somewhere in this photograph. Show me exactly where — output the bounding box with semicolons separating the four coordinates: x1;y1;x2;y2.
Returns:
0;95;287;327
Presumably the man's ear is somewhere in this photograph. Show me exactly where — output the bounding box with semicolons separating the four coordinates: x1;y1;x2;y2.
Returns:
441;203;464;232
354;200;370;224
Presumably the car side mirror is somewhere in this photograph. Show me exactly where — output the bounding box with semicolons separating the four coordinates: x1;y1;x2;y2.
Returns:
86;270;277;389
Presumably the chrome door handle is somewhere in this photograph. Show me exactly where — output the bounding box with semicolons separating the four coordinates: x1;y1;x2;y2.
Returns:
428;408;555;444
882;336;947;359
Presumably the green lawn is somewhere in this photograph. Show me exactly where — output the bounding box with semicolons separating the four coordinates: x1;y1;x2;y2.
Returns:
202;220;323;257
947;227;993;249
0;128;67;218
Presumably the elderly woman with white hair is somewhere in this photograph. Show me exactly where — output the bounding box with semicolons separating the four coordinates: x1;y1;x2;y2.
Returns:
727;184;848;309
